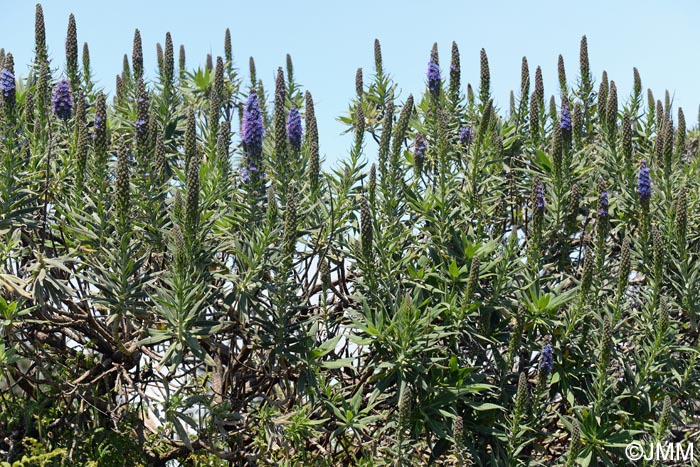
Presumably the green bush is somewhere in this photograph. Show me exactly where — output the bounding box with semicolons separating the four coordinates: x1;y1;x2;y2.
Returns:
0;5;699;466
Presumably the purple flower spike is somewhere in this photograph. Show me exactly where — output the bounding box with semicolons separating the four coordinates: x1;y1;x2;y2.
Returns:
598;190;609;218
286;105;302;150
459;126;472;145
242;90;264;156
637;161;652;201
427;61;440;94
540;343;553;374
535;183;545;211
52;78;73;120
0;68;15;98
560;101;572;131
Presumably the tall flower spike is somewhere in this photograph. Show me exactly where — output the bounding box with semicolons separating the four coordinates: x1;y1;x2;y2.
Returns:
66;14;79;88
465;256;480;301
540;343;553;375
606;80;618;136
1;53;16;115
449;41;460;101
35;4;47;65
132;29;143;81
637;160;652;202
675;186;687;250
249;57;257;88
155;132;167;183
597;180;609;220
677;107;686;155
156;43;163;77
224;28;232;66
368;163;376;206
413;134;426;177
286;54;294;85
179;45;186;79
374;39;383;76
430;42;439;65
598;71;608;120
633;67;642;99
529;92;539;141
354;103;365;149
286;105;302;151
206;54;213;73
242;90;264;172
306;91;320;194
52;78;73;121
360;196;373;260
560;99;572;132
557;54;567;98
135;79;149;150
273;67;287;160
566;184;580;233
597;316;613;373
656;100;664;132
479;48;490;105
94;92;108;155
391;95;413;176
520;57;530;98
164;32;174;87
82;42;90;80
184;107;197;171
579;35;591;94
24;88;35;129
355;67;363;98
378;101;394;179
427;59;440;97
662;117;674;175
572;102;582;145
459;126;472;146
622;115;632;169
534;66;544;109
616;234;631;300
565;420;581;467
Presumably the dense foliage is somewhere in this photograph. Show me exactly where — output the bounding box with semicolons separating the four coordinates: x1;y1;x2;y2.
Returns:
1;4;700;466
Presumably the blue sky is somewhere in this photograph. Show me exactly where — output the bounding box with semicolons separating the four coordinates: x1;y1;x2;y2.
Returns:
2;1;699;165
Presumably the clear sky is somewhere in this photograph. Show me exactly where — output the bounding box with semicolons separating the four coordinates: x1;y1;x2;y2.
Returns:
2;1;699;165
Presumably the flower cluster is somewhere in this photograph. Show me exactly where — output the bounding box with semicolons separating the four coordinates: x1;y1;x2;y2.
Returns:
560;101;572;131
52;78;73;120
427;61;440;94
598;189;609;218
286;105;302;150
637;161;652;201
242;91;264;156
458;126;472;145
0;68;14;98
535;183;545;211
540;343;553;374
